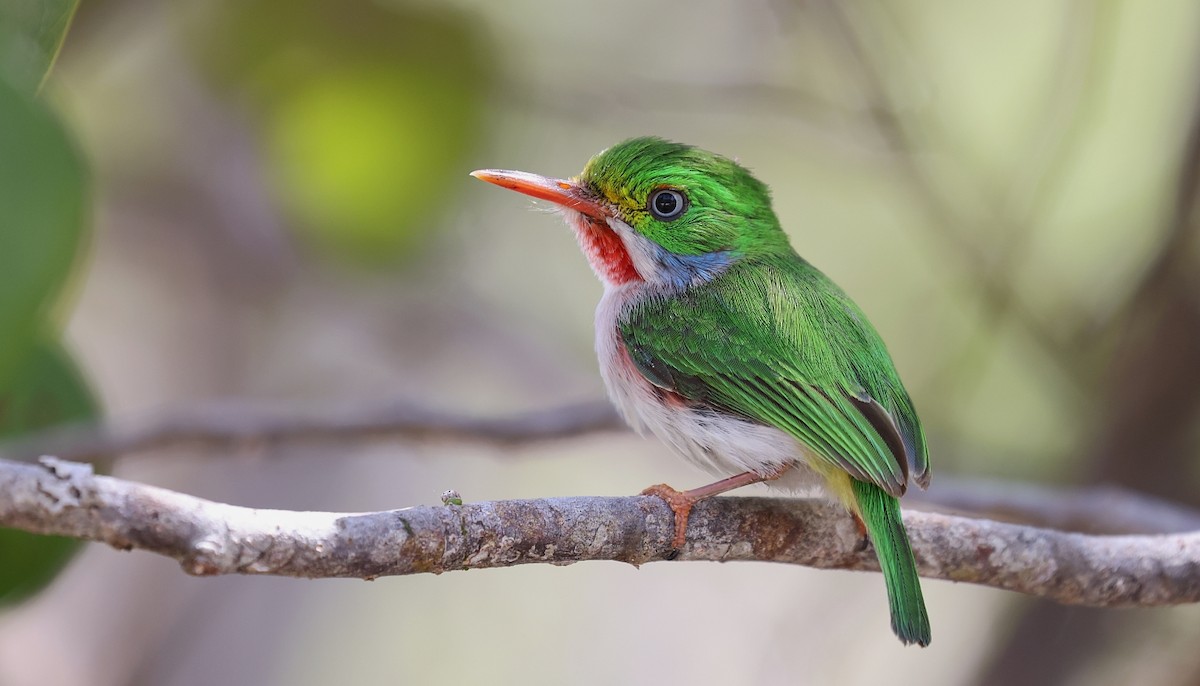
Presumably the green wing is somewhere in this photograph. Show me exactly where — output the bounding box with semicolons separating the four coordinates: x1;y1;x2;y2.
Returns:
621;257;929;496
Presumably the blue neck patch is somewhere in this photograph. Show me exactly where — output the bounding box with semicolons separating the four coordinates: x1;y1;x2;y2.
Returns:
652;247;737;289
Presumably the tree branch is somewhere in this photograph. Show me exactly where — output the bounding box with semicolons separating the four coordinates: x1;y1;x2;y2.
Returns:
1;456;1197;607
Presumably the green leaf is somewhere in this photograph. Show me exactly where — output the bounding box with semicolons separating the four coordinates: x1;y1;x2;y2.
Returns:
0;77;87;385
0;338;99;605
0;1;92;608
0;525;80;605
0;0;81;94
0;338;97;438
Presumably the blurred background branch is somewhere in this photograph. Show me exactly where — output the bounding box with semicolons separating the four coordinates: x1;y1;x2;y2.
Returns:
913;476;1200;535
0;399;623;463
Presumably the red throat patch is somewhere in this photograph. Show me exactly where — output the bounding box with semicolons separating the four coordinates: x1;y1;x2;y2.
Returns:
572;217;641;285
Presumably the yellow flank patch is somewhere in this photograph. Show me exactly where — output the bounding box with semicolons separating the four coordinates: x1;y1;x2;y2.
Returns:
808;458;858;512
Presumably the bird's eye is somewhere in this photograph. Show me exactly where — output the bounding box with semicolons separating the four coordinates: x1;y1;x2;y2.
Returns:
648;188;687;221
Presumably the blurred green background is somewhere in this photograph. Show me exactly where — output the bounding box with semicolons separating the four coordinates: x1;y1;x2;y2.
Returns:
1;0;1199;684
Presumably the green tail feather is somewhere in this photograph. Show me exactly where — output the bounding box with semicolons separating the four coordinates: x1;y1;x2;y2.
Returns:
851;479;931;647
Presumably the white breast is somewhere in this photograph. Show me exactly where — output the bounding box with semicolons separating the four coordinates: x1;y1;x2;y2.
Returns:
594;283;824;495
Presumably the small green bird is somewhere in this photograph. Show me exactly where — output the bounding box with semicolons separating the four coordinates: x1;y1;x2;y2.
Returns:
472;137;931;647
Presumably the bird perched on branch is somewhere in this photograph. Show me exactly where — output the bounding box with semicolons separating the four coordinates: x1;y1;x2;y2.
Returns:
472;137;931;646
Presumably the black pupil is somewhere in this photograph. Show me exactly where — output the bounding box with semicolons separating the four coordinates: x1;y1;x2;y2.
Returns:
654;191;679;216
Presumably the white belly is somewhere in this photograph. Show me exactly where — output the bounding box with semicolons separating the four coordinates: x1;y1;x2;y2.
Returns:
594;284;825;495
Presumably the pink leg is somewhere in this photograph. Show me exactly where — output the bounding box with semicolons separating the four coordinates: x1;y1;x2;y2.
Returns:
641;465;790;550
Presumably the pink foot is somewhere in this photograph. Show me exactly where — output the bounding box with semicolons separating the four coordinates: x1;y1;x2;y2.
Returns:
641;483;697;551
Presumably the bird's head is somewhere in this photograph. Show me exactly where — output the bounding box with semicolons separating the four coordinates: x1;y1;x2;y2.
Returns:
472;137;790;289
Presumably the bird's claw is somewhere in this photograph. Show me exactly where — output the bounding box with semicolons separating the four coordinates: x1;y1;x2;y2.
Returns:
851;512;870;552
640;483;696;553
